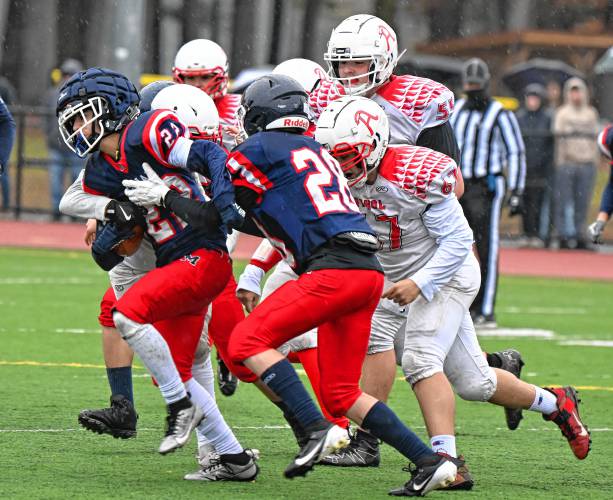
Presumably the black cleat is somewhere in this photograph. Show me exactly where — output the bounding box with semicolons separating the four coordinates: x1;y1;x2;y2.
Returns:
389;454;457;497
217;356;239;397
495;349;525;430
78;395;138;439
320;429;380;467
284;424;350;479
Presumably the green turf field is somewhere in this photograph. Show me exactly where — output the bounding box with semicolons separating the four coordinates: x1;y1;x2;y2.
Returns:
0;247;611;499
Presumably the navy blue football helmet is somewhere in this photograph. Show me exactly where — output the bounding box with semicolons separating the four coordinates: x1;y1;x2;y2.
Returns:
139;80;175;113
56;67;140;157
239;74;310;137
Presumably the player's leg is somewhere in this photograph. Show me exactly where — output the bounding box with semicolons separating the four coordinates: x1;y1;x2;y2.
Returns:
113;248;232;454
209;275;244;397
78;287;137;439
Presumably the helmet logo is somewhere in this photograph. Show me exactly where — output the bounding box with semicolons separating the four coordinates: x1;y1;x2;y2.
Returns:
354;110;379;135
378;25;395;51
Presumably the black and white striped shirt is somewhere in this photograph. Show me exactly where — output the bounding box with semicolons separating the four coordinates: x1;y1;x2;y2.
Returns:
450;98;526;191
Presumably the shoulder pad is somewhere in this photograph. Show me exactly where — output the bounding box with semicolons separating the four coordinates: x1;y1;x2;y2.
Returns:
379;145;457;204
377;75;454;126
217;93;242;127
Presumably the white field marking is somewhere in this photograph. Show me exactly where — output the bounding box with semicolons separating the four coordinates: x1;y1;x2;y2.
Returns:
476;328;555;338
499;306;587;315
0;277;95;285
53;328;99;334
557;340;613;348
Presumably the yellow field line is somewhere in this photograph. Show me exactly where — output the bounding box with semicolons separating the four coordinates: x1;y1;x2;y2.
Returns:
0;360;145;370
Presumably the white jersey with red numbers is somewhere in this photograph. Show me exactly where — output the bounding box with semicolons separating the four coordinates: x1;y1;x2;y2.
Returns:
215;93;242;150
309;75;454;145
351;145;462;284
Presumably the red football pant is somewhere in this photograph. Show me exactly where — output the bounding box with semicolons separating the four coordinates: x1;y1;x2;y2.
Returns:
229;268;383;417
114;248;232;381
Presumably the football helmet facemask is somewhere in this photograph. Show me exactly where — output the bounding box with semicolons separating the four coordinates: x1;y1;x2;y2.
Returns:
315;95;389;188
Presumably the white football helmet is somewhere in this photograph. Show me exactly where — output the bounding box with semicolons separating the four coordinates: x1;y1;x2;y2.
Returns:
151;84;222;143
272;58;329;94
324;14;402;96
172;39;229;100
315;96;389;188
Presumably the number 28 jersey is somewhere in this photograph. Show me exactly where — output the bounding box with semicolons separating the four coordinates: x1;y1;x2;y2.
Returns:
227;131;375;274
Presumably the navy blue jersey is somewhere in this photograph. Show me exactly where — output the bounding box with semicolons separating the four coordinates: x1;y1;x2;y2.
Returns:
227;131;374;272
82;109;227;266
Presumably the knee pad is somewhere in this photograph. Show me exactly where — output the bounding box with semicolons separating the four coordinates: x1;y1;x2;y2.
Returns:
401;350;444;386
112;310;147;343
452;367;497;402
193;335;211;365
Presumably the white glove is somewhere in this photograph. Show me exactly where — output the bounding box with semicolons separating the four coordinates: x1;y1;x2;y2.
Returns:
122;163;170;208
236;263;265;296
587;220;606;244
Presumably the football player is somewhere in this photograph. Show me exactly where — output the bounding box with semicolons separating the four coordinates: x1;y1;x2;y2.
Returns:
314;96;591;491
173;39;244;396
124;75;459;497
57;68;259;481
588;125;613;243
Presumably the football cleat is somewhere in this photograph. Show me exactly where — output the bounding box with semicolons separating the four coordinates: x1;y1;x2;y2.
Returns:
388;455;457;497
159;397;204;455
436;454;474;491
284;424;350;479
78;395;137;439
217;356;239;397
184;449;260;481
197;442;217;469
495;349;525;430
320;429;380;467
543;386;591;460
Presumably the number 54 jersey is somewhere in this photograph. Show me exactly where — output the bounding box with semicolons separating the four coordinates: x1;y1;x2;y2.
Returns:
351;145;467;283
227;131;375;274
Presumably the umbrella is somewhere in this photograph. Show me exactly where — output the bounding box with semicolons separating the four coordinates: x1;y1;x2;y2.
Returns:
502;58;585;96
396;54;464;90
229;65;275;94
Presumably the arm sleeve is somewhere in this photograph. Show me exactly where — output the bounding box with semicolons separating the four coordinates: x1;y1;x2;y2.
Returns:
410;197;474;301
0;98;16;171
599;166;613;216
498;110;526;192
162;189;221;231
186;140;236;212
416;121;461;164
59;170;112;220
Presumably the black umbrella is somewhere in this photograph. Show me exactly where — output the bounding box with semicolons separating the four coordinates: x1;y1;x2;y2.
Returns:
397;54;464;90
502;58;585;96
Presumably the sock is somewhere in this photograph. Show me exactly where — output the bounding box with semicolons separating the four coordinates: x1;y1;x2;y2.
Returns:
106;366;134;403
261;359;325;429
221;451;251;465
296;348;350;429
186;378;242;455
529;386;558;414
486;352;503;368
362;401;434;464
192;355;216;448
113;313;186;404
430;435;456;457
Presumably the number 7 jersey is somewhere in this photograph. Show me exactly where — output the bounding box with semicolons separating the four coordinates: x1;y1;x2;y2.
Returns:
227;131;375;273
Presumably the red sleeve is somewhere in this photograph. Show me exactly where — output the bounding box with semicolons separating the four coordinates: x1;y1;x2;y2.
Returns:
249;239;282;272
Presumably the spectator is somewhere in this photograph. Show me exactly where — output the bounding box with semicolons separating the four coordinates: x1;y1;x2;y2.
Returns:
546;79;562;111
43;58;85;220
0;95;16;210
552;77;600;249
515;83;554;247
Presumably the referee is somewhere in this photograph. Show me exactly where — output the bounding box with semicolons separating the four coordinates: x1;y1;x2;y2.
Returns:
450;58;526;328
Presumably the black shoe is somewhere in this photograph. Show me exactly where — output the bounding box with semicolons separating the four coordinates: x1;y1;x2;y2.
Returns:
284;424;350;479
217;356;239;397
494;349;525;430
319;429;380;467
388;455;457;496
78;395;138;439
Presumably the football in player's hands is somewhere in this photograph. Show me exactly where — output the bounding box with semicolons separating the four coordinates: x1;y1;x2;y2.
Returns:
114;224;145;257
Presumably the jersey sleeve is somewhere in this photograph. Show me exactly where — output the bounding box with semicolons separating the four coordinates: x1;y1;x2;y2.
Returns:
226;140;274;207
249;238;283;272
141;110;191;168
417;82;455;131
307;79;344;119
598;125;613;160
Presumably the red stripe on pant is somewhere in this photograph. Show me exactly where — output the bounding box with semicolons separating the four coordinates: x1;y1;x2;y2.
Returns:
229;268;383;417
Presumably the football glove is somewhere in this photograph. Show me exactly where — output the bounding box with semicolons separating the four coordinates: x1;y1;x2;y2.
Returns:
507;190;523;217
122;163;170;208
104;199;147;231
218;203;245;231
587;220;606;244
